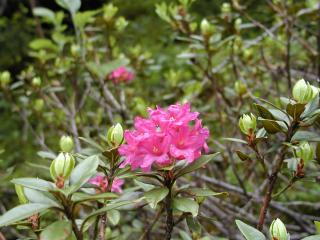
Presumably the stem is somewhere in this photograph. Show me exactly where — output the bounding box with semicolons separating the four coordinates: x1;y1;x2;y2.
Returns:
256;121;296;230
165;188;174;240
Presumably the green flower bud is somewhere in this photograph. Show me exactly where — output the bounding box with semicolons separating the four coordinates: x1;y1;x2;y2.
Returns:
34;98;44;112
115;17;128;32
14;184;28;204
71;44;81;57
221;3;231;13
50;152;75;183
234;18;242;32
32;77;41;87
0;71;11;88
107;123;124;146
292;79;317;104
200;19;215;37
296;142;314;163
59;135;74;152
234;81;247;96
103;4;118;22
239;113;257;135
269;218;289;240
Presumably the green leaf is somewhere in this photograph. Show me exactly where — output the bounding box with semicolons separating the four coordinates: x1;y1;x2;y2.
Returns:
315;221;320;234
173;198;199;217
71;192;118;203
302;93;319;119
40;220;72;240
144;187;169;209
56;0;81;14
74;10;100;29
301;236;320;240
259;118;285;134
254;104;275;120
286;103;305;119
179;230;193;240
33;7;55;22
223;138;247;144
24;188;61;208
11;178;55;192
236;151;251;161
67;155;99;194
292;131;320;142
285;158;300;172
186;216;201;235
175;153;220;178
37;151;56;159
183;188;228;197
107;209;120;226
29;39;58;52
235;220;266;240
0;203;53;227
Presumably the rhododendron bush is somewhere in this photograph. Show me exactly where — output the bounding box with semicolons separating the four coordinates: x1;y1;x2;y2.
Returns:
1;0;320;239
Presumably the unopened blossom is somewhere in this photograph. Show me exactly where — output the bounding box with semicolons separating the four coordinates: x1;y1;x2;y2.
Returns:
89;175;124;193
108;66;134;84
119;103;209;172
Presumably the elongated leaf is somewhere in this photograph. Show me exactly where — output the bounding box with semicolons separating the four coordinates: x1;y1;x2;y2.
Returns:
183;188;228;197
11;178;55;192
107;209;120;226
40;220;72;240
72;192;118;203
33;7;55;22
235;220;266;240
56;0;81;14
286;103;305;119
301;236;320;240
144;187;169;209
175;153;220;178
80;200;132;231
254;104;275;120
172;198;199;217
292;131;320;142
24;188;61;208
223;138;247;144
0;203;53;227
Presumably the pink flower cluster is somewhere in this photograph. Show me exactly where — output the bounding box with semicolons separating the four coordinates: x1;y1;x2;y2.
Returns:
119;103;209;172
89;175;124;193
108;66;134;84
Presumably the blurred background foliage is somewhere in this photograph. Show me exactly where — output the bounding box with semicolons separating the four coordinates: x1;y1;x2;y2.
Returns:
0;0;320;239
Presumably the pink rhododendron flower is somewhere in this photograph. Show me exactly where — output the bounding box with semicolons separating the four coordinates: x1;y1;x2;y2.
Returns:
89;175;124;193
119;103;209;172
108;66;134;84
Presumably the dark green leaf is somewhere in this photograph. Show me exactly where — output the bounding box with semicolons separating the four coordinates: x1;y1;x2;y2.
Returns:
183;188;228;197
286;103;305;119
40;220;72;240
235;220;266;240
67;155;99;194
144;187;169;209
292;131;320;142
11;178;55;192
0;203;53;227
254;104;274;120
24;188;61;208
236;151;251;161
223;138;247;144
71;192;118;203
173;198;199;217
259;118;284;134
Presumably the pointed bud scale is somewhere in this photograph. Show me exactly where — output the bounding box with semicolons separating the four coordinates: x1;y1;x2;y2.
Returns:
239;113;257;135
269;218;289;240
292;79;318;104
0;71;11;88
200;19;215;37
14;184;28;204
296;142;314;163
31;77;41;87
107;123;124;147
50;153;75;186
59;135;74;152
